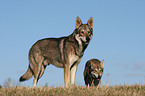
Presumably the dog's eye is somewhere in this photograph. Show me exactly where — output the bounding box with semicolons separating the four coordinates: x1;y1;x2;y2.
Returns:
87;31;91;35
81;31;84;34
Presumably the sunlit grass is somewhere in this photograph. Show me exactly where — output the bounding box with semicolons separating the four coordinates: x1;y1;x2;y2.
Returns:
0;85;145;96
0;78;145;96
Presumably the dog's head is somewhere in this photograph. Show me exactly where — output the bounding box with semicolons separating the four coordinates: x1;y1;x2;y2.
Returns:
74;17;93;46
90;60;104;80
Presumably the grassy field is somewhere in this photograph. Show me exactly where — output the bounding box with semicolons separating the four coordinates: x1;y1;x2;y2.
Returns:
0;84;145;96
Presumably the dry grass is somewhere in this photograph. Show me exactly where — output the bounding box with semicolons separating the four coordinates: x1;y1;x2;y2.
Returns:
0;84;145;96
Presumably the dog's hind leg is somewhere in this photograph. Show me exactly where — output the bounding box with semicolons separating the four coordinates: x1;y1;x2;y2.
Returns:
30;53;44;87
33;64;47;87
33;60;45;87
37;63;48;80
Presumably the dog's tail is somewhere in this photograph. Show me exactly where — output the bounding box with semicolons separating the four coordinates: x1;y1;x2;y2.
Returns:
19;65;33;82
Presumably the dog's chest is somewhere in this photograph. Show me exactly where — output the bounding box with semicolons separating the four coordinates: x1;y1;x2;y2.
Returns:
69;54;79;68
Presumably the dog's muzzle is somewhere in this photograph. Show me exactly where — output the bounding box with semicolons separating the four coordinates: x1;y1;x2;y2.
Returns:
84;36;90;45
86;36;90;42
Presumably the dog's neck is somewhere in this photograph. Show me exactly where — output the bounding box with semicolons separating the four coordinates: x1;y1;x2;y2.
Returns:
68;30;87;57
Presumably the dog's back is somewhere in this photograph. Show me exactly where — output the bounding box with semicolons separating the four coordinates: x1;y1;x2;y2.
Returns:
29;37;69;68
84;59;104;87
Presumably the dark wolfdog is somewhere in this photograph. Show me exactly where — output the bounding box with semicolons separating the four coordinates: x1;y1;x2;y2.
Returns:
84;59;104;87
20;17;93;87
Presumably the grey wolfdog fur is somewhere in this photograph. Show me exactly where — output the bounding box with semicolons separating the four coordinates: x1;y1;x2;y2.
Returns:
84;59;104;87
19;17;93;87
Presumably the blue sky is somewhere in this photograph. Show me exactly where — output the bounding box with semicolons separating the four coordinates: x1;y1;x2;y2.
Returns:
0;0;145;87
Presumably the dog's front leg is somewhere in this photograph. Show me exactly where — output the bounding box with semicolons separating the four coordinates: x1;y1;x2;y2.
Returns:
70;64;77;86
70;58;81;86
98;80;101;87
64;64;69;88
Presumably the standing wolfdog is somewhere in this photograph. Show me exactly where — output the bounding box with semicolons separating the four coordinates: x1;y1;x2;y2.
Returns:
19;17;93;87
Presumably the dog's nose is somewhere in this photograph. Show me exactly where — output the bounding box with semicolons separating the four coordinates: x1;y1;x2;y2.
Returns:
98;76;101;79
86;36;90;41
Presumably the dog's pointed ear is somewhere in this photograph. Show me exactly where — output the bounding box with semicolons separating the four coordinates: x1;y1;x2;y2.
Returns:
100;59;104;68
75;16;82;28
87;17;93;28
